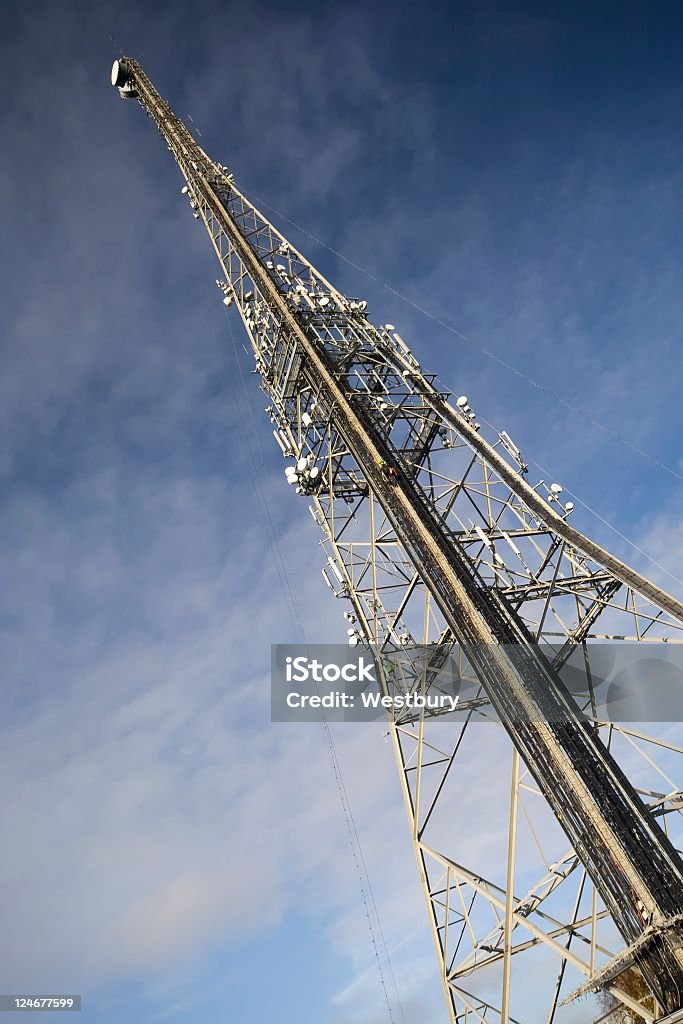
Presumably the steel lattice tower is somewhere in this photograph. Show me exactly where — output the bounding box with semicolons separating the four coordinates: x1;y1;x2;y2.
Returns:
112;58;683;1022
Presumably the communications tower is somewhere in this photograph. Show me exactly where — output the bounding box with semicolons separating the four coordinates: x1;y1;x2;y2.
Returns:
111;57;683;1022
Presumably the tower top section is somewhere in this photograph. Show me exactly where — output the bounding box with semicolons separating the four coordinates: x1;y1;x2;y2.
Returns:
111;58;138;99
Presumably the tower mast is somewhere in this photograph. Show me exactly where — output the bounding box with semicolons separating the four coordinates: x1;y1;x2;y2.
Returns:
112;57;683;1021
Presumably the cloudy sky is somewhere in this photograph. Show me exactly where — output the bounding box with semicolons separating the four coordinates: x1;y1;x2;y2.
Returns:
2;1;683;1021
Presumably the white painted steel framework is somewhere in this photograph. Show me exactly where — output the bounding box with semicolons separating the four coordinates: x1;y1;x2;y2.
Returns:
111;57;683;1023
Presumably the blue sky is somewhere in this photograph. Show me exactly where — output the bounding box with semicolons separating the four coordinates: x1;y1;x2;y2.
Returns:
1;1;683;1021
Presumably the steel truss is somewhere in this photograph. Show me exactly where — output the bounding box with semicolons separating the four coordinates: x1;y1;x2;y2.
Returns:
112;57;683;1022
